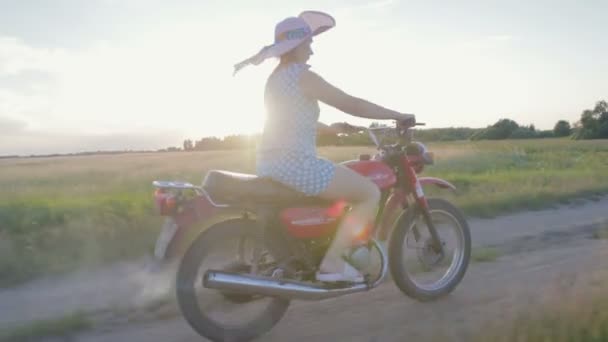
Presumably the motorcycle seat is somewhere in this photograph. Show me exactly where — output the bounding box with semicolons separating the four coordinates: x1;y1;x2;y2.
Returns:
202;170;332;207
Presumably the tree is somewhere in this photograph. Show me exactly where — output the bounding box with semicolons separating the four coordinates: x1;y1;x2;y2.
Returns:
183;139;193;151
599;121;608;138
553;120;571;137
510;127;537;139
470;118;520;140
493;119;519;138
573;99;608;139
595;100;608;114
194;137;222;150
330;122;367;134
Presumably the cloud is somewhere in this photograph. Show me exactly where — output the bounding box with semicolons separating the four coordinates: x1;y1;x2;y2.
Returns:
0;116;27;134
359;0;397;10
0;36;68;76
0;37;60;134
457;34;517;51
0;70;53;95
0;129;184;156
488;34;514;42
334;0;398;18
0;34;233;142
334;0;397;12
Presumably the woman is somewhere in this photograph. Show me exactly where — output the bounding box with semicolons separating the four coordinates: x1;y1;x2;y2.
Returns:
234;11;415;282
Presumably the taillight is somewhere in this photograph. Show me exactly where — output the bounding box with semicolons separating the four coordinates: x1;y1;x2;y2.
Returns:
154;189;178;216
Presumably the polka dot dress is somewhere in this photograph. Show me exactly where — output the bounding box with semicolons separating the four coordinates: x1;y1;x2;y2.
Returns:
256;63;336;196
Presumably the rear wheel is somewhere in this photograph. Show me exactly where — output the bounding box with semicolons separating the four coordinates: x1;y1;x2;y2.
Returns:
217;261;257;303
388;198;471;301
176;218;290;342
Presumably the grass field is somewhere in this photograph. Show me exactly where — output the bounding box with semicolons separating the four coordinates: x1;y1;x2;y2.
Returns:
1;138;608;287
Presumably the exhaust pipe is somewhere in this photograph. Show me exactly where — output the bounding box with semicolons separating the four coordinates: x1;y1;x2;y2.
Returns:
203;271;370;301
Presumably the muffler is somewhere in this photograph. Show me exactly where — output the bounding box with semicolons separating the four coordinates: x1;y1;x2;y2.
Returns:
203;270;370;301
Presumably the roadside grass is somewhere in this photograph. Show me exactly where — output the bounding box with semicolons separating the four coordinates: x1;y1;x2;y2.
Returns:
0;312;91;342
591;220;608;240
1;139;608;287
473;281;608;342
471;247;501;263
425;139;608;218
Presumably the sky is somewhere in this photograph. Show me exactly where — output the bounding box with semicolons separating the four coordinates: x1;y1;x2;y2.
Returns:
1;0;607;155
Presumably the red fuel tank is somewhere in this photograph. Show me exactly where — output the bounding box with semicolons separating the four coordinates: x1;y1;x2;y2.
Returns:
342;159;397;190
280;159;395;240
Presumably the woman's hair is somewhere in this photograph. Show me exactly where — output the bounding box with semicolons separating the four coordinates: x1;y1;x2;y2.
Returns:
271;50;297;74
279;49;298;65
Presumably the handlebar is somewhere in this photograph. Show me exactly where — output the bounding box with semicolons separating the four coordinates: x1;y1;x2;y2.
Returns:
367;119;425;150
397;117;425;128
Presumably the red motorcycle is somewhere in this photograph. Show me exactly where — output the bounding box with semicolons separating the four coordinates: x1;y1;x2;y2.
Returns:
151;120;471;342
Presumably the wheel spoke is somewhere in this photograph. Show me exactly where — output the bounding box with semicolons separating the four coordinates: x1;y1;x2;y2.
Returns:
176;221;289;341
402;208;466;292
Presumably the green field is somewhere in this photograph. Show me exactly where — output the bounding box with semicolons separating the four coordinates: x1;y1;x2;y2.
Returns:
1;138;608;287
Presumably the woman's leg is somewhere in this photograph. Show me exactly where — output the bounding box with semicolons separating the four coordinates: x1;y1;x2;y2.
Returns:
316;164;381;274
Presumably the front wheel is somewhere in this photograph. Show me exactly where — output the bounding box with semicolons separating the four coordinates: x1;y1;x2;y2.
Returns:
176;218;290;342
388;198;471;301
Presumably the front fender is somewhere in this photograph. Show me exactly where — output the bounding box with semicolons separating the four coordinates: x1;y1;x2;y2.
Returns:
418;177;456;191
376;178;455;241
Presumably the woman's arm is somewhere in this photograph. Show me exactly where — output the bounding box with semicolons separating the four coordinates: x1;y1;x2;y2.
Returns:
300;69;414;121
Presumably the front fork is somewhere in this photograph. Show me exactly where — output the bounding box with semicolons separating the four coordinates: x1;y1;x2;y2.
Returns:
410;179;445;256
414;205;445;255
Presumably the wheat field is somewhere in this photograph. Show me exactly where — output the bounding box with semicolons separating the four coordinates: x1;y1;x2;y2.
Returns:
1;139;608;287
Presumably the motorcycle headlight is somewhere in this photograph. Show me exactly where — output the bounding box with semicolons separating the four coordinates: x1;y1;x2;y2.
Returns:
406;142;434;165
423;151;434;165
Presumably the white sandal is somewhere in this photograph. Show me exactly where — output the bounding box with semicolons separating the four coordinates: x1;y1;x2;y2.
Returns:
316;262;364;283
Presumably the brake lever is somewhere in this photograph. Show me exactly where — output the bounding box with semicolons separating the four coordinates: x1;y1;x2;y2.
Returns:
368;129;380;148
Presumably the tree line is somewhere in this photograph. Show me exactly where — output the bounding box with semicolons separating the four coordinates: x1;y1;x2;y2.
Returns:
174;99;607;151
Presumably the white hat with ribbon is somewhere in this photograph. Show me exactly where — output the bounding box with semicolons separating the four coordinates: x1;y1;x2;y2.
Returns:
233;10;335;75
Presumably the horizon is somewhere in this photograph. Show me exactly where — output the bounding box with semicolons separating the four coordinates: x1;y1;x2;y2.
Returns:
0;120;563;158
0;121;484;157
1;0;607;155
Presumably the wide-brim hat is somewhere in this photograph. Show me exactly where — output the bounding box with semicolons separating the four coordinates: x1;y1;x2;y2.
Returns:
233;10;335;75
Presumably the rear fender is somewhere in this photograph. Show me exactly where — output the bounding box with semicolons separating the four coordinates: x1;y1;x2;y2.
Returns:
154;195;243;261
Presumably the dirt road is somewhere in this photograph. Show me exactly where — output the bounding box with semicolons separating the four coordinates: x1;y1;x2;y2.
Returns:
81;239;608;342
2;196;608;341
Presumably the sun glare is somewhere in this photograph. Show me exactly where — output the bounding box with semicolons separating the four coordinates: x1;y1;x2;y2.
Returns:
43;17;276;141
